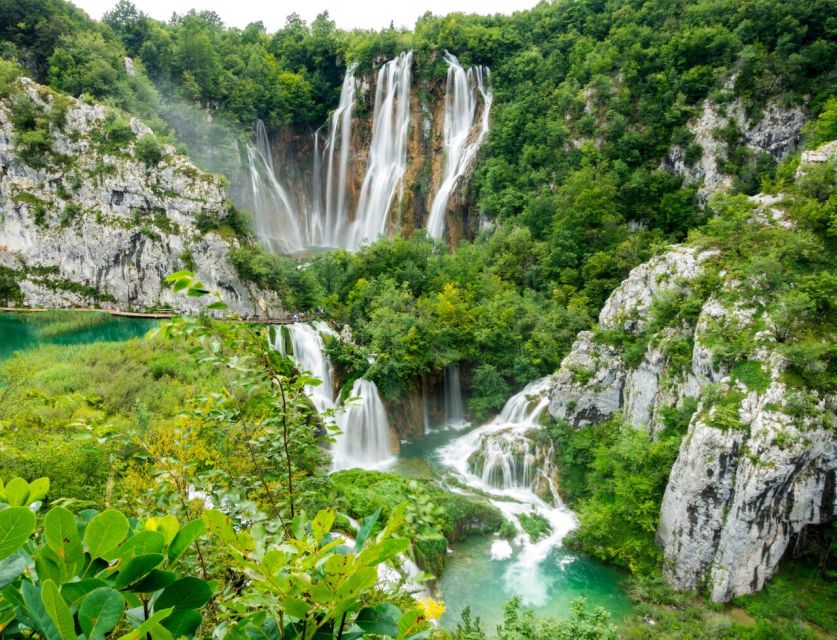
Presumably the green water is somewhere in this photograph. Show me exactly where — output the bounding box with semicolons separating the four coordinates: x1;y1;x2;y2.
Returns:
438;536;633;630
0;312;158;362
391;427;634;629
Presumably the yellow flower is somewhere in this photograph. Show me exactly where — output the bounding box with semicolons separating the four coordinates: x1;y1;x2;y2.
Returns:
417;596;446;621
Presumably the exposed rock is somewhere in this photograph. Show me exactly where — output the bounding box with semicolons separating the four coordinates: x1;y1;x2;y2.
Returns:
663;95;804;202
658;371;836;602
0;79;281;316
548;143;836;600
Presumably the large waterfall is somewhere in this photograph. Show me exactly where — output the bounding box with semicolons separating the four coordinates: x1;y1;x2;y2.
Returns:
349;51;413;250
426;52;493;240
246;50;489;252
247;120;306;254
439;376;577;605
310;65;357;248
332;378;395;471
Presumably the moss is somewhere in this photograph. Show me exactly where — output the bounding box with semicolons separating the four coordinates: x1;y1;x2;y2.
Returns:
731;361;771;393
518;512;551;541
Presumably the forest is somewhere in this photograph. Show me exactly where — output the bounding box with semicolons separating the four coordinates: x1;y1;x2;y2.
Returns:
0;0;835;638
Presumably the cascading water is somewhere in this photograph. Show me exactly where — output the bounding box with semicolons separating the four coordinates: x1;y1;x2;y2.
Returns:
443;363;468;429
247;120;306;254
332;378;395;471
310;66;357;247
273;321;337;412
426;52;493;241
439;376;577;606
349;51;413;250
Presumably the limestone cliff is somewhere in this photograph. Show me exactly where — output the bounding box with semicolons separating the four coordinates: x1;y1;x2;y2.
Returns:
0;79;281;316
547;146;836;602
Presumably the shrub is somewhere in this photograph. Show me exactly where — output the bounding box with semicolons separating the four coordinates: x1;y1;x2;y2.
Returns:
135;132;163;166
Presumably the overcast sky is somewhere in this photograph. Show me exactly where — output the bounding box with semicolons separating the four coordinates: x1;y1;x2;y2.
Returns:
72;0;541;31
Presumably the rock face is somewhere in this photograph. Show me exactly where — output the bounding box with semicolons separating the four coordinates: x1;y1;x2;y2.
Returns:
547;176;836;601
663;93;804;202
658;363;835;601
0;79;281;316
549;246;716;435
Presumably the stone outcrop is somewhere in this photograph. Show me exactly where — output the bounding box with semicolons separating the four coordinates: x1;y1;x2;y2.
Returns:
663;93;804;202
0;79;281;316
549;246;716;435
547;156;836;600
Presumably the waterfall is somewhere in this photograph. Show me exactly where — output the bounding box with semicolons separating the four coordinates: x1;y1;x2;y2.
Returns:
247;120;306;254
426;52;492;241
310;66;357;247
349;51;413;250
332;378;395;471
439;376;577;606
443;363;468;428
273;321;337;412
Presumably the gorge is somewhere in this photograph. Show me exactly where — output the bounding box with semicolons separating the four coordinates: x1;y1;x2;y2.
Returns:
0;0;834;638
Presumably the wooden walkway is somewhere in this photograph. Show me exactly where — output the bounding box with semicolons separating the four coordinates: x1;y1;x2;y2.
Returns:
0;307;311;325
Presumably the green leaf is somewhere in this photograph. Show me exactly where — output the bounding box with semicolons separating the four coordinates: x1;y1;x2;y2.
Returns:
84;509;129;560
44;506;84;575
114;553;165;589
160;609;202;637
354;604;401;637
61;578;109;606
117;531;166;558
41;579;77;640
27;478;50;504
359;538;409;567
0;551;28;588
128;569;177;593
152;515;180;546
0;506;36;561
3;478;31;507
284;596;310;619
154;577;212;613
205;300;229;310
354;508;381;550
22;581;61;640
79;587;124;640
311;509;335;543
116;606;172;640
167;519;205;563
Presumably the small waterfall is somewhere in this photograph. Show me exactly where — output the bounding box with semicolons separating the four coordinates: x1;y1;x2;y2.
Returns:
247;120;306;254
422;374;431;435
426;52;492;240
273;321;337;412
443;363;468;428
439;376;577;606
349;51;413;249
311;66;357;247
332;378;395;471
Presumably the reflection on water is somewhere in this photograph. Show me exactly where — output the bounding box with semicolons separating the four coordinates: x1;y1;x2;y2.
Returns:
0;313;158;362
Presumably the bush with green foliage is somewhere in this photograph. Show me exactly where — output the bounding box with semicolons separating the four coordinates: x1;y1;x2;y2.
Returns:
0;476;212;638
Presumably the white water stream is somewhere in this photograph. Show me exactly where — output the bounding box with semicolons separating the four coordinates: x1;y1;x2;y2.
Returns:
426;52;493;240
439;376;577;606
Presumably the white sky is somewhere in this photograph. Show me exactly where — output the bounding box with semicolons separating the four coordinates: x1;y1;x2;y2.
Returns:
72;0;541;31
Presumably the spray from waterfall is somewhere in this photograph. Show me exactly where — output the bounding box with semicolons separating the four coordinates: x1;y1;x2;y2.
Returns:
247;120;306;254
439;376;577;606
427;52;493;241
332;378;395;471
349;51;413;249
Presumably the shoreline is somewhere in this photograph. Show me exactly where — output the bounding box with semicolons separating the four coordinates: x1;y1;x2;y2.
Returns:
0;307;312;325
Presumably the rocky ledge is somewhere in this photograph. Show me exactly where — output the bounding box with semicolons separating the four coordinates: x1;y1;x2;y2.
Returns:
0;79;280;317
